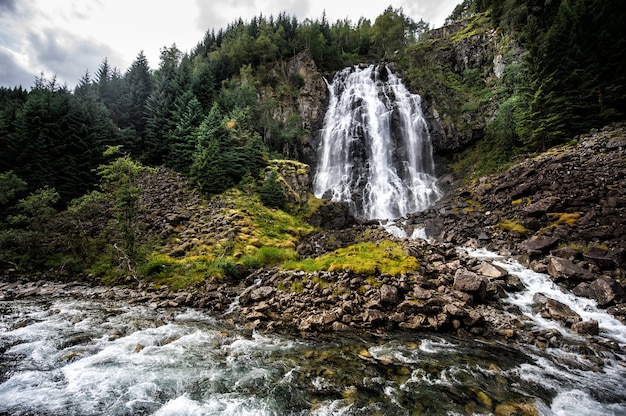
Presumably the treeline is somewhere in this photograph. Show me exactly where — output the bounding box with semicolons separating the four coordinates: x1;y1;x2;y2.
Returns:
449;0;625;152
0;8;425;204
0;8;423;271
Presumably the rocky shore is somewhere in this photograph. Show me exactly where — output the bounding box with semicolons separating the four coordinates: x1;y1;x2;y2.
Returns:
2;124;625;364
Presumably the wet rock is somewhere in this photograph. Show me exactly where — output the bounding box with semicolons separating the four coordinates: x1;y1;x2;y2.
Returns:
532;293;582;326
546;256;594;282
571;320;599;336
573;277;625;306
504;274;525;292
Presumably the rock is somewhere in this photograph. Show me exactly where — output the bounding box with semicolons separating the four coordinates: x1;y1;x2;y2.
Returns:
573;277;625;306
546;257;594;282
331;321;351;331
583;246;616;269
572;320;599;335
478;261;508;279
504;274;525;292
523;197;560;216
520;236;559;254
364;308;386;325
380;284;399;305
453;268;487;303
250;286;275;301
532;293;581;326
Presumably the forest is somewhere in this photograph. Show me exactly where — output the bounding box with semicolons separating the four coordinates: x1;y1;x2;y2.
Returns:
0;0;624;276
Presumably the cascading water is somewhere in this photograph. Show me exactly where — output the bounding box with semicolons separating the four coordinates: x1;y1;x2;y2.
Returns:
313;64;442;220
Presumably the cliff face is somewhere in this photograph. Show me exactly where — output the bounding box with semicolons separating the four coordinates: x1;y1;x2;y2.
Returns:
402;14;521;154
260;50;328;163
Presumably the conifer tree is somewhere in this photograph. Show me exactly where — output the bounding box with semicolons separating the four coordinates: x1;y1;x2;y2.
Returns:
260;170;286;209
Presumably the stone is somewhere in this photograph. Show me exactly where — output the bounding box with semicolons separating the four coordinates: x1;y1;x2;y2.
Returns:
547;257;594;282
573;277;625;306
250;286;275;301
478;261;508;279
571;320;599;336
523;197;560;216
520;236;559;254
331;321;351;331
380;284;399;304
504;274;525;292
453;268;487;303
364;308;386;325
532;293;581;326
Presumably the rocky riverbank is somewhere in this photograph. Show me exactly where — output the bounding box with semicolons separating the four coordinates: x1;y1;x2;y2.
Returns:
2;124;625;364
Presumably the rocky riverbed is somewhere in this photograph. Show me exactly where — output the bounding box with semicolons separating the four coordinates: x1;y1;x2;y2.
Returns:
2;124;625;366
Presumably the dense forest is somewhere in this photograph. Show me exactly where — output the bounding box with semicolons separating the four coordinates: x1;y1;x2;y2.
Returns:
1;0;625;275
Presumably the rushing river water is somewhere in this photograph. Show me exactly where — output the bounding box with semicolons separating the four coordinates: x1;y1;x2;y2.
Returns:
1;285;625;415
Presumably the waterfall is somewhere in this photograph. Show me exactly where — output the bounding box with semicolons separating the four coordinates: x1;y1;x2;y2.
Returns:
313;64;442;220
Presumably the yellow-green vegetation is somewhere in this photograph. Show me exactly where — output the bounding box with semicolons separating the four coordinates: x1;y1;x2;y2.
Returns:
546;212;581;226
497;219;530;235
463;198;483;213
129;187;318;288
448;12;491;44
512;197;531;206
283;240;418;276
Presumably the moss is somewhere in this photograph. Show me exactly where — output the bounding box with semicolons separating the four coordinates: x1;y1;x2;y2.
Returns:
283;240;418;277
511;197;531;206
497;219;530;235
546;212;581;226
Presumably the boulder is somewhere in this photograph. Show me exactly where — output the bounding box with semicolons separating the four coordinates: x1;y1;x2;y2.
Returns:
532;293;582;326
453;268;487;303
250;286;275;301
571;320;599;336
573;277;625;306
547;257;594;282
520;236;559;255
477;261;508;279
364;308;386;325
523;197;560;216
380;284;399;305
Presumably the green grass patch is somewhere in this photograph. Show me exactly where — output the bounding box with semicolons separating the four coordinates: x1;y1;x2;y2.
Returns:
283;240;418;277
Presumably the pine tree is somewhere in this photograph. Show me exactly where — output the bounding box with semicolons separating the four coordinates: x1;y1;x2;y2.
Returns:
260;170;286;209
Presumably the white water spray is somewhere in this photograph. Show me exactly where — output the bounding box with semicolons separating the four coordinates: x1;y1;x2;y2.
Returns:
313;65;442;220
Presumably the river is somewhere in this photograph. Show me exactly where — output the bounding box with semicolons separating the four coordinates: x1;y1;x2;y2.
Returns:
1;282;625;415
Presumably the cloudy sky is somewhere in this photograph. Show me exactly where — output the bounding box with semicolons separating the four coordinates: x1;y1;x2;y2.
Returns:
0;0;460;89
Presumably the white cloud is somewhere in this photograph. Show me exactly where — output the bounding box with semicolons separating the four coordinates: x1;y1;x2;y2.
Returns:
0;0;460;88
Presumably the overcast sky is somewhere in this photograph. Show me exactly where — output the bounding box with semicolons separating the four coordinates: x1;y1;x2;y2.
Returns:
0;0;460;89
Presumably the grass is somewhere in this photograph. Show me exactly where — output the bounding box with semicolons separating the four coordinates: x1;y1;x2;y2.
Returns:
283;240;418;277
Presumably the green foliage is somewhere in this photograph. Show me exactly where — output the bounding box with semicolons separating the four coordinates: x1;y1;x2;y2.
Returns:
0;171;27;208
97;146;154;260
1;186;60;266
190;104;267;195
259;170;287;209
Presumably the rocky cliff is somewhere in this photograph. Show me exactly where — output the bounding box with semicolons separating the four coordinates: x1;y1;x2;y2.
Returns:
401;13;521;155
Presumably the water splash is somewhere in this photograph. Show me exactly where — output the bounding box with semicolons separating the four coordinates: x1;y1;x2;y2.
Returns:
313;65;442;220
